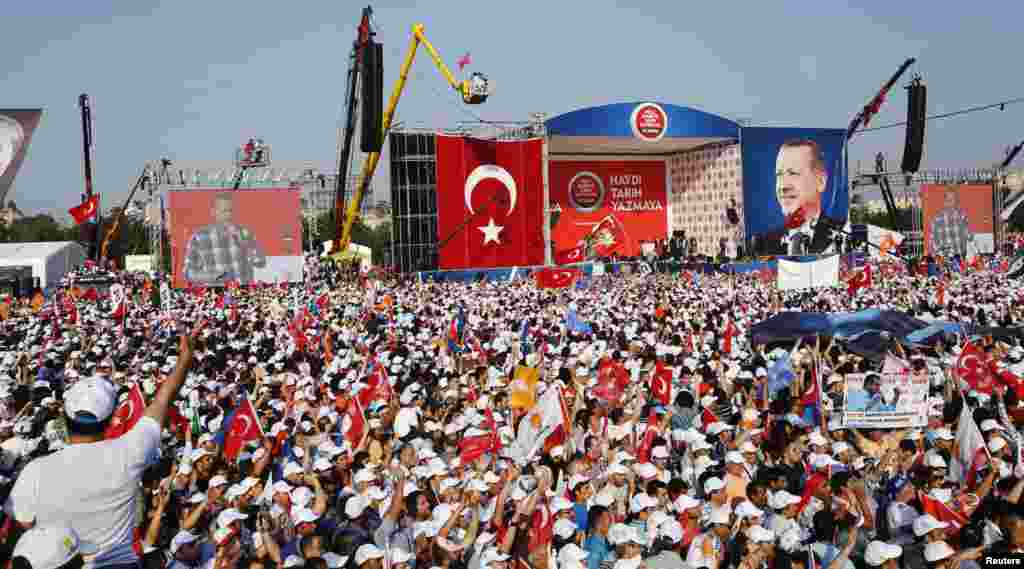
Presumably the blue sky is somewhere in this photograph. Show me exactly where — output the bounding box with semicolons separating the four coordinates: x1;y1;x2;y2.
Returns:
3;1;1023;218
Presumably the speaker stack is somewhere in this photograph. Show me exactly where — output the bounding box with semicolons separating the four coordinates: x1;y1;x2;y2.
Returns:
360;41;384;153
901;79;927;173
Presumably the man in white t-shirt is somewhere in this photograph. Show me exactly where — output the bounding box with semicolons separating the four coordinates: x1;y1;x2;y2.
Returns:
5;325;200;569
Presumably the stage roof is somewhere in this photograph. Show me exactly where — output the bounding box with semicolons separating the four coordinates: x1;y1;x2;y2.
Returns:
545;102;739;156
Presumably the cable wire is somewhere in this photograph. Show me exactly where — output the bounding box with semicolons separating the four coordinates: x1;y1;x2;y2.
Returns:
855;96;1024;135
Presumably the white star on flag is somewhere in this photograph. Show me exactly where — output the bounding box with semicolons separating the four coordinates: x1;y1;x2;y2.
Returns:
478;217;504;244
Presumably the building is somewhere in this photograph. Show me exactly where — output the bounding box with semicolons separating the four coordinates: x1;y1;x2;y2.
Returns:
0;201;24;227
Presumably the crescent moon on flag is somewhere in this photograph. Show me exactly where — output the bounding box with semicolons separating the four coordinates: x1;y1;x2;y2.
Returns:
235;414;252;435
465;165;517;216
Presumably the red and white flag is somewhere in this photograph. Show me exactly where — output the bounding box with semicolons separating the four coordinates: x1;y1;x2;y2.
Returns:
953;400;988;487
104;383;146;439
223;396;264;460
343;398;366;449
554;244;587;265
651;361;672;406
435;136;545;269
535;268;580;289
69;195;99;225
956;341;994;394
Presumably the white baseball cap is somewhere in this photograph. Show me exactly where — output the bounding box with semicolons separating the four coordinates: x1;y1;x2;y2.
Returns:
923;541;955;563
629;493;658;514
64;377;118;423
864;541;903;566
355;544;385;566
704;477;726;494
345;495;370;519
558;544;588;564
747;526;775;544
12;525;83;569
554;518;577;539
480;548;511;568
169;531;198;555
770;491;801;510
912;514;949;537
216;508;248;528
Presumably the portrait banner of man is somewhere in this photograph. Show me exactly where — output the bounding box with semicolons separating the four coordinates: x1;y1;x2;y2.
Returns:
0;110;43;208
921;183;994;257
739;127;848;257
168;187;304;288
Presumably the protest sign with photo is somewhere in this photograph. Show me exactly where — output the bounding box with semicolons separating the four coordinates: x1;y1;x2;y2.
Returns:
842;355;929;429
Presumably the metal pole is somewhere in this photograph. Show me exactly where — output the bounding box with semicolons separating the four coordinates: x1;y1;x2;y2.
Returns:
79;94;99;261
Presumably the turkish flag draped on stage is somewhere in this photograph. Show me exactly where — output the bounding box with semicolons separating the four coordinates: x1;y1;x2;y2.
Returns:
435;136;545;269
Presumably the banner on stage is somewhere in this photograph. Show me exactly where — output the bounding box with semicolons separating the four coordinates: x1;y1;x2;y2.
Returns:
842;356;928;429
740;127;848;257
167;187;303;288
548;160;668;259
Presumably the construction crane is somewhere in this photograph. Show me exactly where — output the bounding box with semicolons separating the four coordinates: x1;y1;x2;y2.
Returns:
336;22;489;254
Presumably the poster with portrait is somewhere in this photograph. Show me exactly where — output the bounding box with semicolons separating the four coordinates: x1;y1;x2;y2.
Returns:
842;356;929;429
0;110;42;208
740;127;848;257
167;187;303;288
920;184;994;256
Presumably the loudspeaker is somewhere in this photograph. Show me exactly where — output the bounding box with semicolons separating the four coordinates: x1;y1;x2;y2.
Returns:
360;41;384;153
901;81;926;173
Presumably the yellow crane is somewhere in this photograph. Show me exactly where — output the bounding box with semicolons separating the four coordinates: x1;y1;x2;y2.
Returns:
337;23;489;254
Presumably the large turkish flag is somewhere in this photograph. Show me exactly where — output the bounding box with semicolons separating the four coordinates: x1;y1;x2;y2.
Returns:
436;136;545;269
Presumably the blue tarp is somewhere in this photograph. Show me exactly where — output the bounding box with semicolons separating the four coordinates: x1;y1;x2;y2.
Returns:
750;309;930;346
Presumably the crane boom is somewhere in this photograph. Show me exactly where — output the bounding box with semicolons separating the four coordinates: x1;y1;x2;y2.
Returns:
337;23;488;255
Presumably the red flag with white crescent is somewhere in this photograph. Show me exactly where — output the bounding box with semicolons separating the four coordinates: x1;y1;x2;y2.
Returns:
223;396;264;460
435;135;545;269
554;244;587;265
104;383;146;439
651;361;672;406
535;268;581;289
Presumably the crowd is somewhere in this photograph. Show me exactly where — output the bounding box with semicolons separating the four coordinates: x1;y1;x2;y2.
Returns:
2;255;1024;569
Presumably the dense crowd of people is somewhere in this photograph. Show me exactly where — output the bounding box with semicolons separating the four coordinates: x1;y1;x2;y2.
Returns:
2;254;1024;569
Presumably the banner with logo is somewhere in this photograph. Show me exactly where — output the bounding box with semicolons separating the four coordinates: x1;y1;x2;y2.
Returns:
920;184;994;256
548;161;667;259
435;135;545;270
842;356;929;429
740;127;848;256
0;110;43;208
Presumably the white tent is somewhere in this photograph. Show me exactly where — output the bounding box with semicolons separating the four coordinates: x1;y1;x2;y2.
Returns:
0;241;86;290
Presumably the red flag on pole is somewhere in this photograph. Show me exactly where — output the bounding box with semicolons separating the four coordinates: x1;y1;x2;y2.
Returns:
554;244;587;265
104;383;146;439
651;361;672;406
223;396;264;460
69;195;99;225
343;398;366;449
957;342;994;394
535;268;581;289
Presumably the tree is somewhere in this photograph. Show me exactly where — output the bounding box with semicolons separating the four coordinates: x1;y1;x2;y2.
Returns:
303;212;391;264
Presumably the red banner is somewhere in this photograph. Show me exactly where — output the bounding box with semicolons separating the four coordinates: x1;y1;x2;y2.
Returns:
548;161;667;258
535;268;580;289
435;136;545;269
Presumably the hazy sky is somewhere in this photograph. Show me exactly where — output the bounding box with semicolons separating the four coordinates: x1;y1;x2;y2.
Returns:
3;1;1023;219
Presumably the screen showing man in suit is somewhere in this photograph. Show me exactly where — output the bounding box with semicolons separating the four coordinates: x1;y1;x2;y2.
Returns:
168;187;304;288
740;127;848;257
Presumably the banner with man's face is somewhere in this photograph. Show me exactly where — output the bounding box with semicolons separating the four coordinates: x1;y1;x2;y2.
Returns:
0;110;42;207
740;127;848;247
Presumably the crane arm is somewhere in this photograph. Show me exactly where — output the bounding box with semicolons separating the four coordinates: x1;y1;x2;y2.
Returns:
99;167;149;263
338;23;487;254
